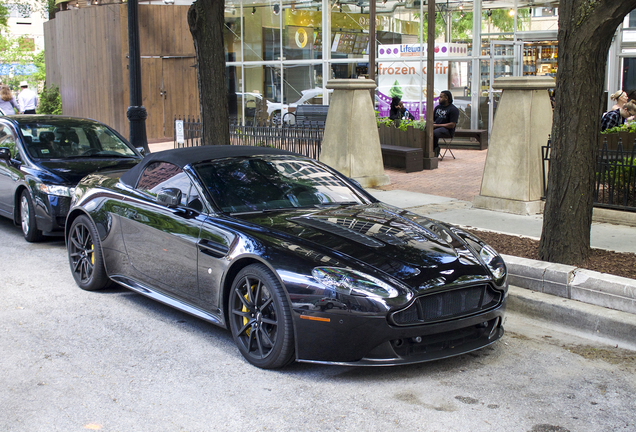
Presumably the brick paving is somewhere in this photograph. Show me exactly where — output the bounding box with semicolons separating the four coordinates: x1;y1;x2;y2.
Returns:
378;149;488;202
149;142;488;202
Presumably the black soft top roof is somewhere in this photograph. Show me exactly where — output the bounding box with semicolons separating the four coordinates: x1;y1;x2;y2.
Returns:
119;145;300;187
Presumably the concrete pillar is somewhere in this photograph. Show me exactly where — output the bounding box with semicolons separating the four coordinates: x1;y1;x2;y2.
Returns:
473;76;555;215
320;79;390;188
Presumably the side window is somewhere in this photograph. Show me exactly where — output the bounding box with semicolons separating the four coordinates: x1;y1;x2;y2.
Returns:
136;161;203;211
0;125;18;158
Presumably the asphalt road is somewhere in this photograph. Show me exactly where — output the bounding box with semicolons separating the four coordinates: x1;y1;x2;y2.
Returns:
1;216;635;432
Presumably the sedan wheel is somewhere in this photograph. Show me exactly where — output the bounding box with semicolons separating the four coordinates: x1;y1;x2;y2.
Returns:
67;215;111;291
228;264;294;369
20;190;43;242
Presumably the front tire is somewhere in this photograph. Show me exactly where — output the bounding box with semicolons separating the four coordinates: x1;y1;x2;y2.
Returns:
67;215;111;291
20;190;43;242
228;264;295;369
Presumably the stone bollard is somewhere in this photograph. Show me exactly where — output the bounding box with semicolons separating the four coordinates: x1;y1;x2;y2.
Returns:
320;79;390;188
473;76;555;215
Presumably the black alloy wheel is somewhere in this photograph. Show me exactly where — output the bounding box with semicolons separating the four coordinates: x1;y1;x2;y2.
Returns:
228;264;295;369
67;215;111;291
19;190;43;242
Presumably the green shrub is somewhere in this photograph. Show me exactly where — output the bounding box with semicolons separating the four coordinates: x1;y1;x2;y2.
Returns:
37;84;62;115
601;122;636;134
598;156;636;189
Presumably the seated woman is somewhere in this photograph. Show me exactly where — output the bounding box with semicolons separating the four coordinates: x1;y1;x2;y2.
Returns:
609;90;634;122
389;96;414;122
601;101;636;131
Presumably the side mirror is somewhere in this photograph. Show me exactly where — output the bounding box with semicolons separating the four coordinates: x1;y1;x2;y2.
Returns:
348;177;362;189
136;147;146;156
0;147;11;162
157;187;182;208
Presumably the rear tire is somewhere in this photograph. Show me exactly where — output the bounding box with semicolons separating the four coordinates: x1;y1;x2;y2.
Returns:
20;190;43;242
228;264;295;369
67;215;111;291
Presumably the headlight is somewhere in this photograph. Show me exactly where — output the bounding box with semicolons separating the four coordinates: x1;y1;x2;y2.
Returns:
479;244;507;284
312;267;404;299
36;183;73;197
451;228;507;285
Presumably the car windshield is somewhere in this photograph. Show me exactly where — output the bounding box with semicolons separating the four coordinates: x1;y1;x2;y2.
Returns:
17;120;137;160
194;155;368;214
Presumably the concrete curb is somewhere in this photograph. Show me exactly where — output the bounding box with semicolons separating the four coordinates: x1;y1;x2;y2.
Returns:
503;254;636;315
507;286;636;349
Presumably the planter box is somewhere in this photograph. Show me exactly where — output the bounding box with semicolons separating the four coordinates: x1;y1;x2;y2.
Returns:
378;123;439;170
378;123;425;151
599;132;636;151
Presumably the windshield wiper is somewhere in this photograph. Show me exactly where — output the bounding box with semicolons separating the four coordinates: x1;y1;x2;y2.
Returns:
316;201;360;206
229;207;298;216
65;154;138;159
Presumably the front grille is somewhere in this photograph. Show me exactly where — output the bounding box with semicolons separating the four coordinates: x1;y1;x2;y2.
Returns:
391;285;502;326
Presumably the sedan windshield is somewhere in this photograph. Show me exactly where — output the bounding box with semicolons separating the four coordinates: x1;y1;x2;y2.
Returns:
194;156;369;213
17;120;137;159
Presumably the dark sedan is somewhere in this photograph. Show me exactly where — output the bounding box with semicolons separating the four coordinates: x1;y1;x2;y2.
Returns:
0;115;143;241
66;145;507;368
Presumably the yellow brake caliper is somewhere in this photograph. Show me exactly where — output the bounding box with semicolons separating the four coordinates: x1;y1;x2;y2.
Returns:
242;284;256;336
89;242;94;265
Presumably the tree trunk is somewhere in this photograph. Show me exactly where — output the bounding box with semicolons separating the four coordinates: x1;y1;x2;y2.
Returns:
538;0;636;266
187;0;230;146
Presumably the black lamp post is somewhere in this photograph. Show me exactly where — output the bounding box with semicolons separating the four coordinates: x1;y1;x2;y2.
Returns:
127;0;150;154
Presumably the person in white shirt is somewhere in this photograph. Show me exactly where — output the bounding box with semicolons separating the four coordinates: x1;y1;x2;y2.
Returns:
18;81;38;114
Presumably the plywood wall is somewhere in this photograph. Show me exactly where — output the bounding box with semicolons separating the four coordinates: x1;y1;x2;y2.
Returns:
44;4;200;142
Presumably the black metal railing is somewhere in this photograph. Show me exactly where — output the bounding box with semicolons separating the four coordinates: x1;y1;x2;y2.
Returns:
541;135;551;200
173;116;323;159
542;136;636;212
595;140;636;211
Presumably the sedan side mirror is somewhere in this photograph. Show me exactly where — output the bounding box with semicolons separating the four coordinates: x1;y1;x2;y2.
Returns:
136;147;146;156
157;187;182;208
0;147;10;162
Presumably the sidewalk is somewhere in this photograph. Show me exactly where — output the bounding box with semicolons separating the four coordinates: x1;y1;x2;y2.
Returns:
148;143;636;349
364;149;636;350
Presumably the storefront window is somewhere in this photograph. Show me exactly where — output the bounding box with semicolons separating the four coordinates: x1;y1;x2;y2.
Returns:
282;8;321;60
220;0;571;128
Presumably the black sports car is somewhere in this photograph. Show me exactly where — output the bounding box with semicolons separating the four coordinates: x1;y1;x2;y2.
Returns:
66;145;507;368
0;115;143;241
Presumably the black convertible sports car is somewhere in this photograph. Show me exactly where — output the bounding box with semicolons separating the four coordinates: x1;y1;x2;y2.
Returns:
66;145;507;368
0;115;143;242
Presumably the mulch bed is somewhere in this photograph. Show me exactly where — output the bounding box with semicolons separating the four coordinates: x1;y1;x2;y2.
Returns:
465;229;636;281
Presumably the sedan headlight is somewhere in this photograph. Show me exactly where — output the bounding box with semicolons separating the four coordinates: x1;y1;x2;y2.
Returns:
36;183;73;197
312;267;402;299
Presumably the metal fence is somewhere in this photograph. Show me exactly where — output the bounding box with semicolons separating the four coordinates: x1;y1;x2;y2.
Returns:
173;116;323;160
542;136;636;212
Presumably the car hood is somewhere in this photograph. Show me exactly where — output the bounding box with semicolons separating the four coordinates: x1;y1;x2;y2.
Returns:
38;158;141;185
235;203;491;290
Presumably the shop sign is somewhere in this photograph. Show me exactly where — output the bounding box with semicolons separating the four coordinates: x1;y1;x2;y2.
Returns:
283;10;402;33
288;26;313;49
377;43;468;119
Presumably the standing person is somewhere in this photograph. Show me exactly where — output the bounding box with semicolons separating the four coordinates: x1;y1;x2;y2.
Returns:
0;85;19;115
433;90;459;157
601;101;636;131
18;81;38;114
